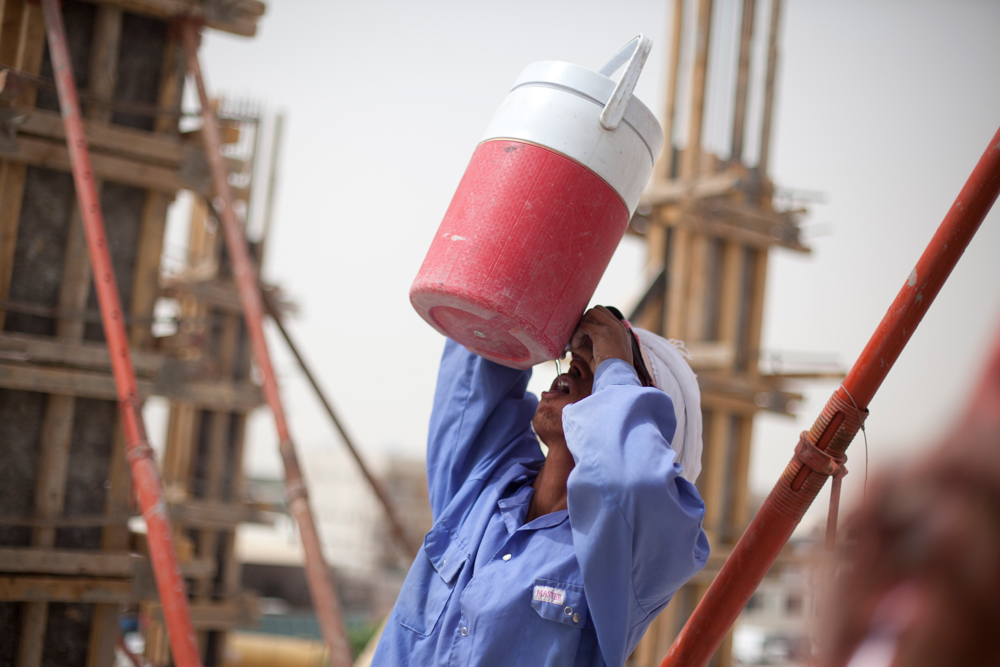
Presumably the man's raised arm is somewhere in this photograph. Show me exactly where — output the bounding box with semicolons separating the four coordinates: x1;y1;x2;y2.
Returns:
425;339;539;520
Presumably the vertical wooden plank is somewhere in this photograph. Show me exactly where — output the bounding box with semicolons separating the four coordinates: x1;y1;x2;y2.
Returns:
19;389;75;667
186;195;213;269
128;192;169;348
161;183;215;660
716;241;744;348
16;602;46;667
89;425;131;667
729;0;756;163
0;0;24;297
257;113;283;263
85;6;121;122
664;225;691;341
0;0;42;331
680;0;713;180
745;248;768;377
685;234;710;341
0;163;24;330
192;305;241;660
158;413;199;664
633;223;668;333
142;610;170;667
56;188;103;339
130;27;182;348
700;410;731;543
645;223;669;280
757;0;783;179
100;427;130;553
635;598;679;666
652;600;678;662
14;1;44;103
715;630;735;667
163;403;197;496
221;413;248;598
194;409;233;598
153;32;183;136
655;0;685;182
162;179;204;657
12;6;62;665
728;415;754;532
162;198;210;497
86;605;121;667
0;0;25;66
31;396;75;549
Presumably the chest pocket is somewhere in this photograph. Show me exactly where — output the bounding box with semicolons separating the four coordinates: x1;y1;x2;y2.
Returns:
530;578;589;628
516;578;593;667
395;524;470;636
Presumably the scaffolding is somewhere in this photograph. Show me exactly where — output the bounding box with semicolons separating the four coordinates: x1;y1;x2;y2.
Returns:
627;1;819;664
626;1;1000;666
0;2;270;665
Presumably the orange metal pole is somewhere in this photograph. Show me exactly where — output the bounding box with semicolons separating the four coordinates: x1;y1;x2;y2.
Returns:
261;291;421;559
178;21;353;667
39;2;202;666
662;123;1000;667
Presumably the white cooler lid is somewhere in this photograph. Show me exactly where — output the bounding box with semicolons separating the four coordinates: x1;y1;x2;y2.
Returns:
510;60;663;164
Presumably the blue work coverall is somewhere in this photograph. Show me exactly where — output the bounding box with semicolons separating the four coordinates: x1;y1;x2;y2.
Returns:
372;340;709;667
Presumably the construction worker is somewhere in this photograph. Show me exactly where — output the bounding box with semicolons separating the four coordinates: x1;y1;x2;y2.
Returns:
372;306;709;666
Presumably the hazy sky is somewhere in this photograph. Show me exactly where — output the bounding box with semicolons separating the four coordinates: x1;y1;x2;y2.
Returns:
183;0;1000;534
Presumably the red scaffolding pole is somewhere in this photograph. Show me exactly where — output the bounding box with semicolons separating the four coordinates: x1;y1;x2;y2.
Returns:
661;124;1000;667
178;21;353;667
39;2;203;666
262;291;421;559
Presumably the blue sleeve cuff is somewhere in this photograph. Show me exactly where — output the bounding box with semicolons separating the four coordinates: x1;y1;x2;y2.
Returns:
593;358;641;392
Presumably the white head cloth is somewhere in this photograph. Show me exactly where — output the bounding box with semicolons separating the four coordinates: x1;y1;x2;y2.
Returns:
632;327;703;483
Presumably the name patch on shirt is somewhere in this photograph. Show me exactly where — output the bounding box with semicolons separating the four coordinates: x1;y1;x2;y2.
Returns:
532;585;566;606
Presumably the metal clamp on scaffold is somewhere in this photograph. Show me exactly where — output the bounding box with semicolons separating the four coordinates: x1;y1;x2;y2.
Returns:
794;431;847;478
284;476;310;504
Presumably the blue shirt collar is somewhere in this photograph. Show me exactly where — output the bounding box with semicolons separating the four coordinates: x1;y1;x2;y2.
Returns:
497;478;569;533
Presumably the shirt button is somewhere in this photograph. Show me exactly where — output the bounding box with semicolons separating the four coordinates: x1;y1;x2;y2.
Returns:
502;554;512;561
573;613;581;623
564;606;573;616
460;627;468;636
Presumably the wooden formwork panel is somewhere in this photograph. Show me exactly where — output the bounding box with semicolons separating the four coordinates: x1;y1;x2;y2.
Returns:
0;2;271;665
0;3;181;666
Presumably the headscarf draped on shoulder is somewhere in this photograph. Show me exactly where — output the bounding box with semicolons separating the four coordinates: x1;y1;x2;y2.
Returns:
632;328;703;483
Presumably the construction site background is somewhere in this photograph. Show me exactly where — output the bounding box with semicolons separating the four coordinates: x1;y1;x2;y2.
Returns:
200;0;1000;532
0;1;997;666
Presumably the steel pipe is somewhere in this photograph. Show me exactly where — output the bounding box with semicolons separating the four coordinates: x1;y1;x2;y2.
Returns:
178;21;353;667
39;2;202;666
662;123;1000;667
261;290;421;559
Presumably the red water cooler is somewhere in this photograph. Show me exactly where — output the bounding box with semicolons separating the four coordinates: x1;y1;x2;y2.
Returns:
410;35;663;369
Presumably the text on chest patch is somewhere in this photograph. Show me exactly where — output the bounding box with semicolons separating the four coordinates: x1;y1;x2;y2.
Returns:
532;585;567;606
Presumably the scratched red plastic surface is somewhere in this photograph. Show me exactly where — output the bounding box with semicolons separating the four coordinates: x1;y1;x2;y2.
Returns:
410;139;629;369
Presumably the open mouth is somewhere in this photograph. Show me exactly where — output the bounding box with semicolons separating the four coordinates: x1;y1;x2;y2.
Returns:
545;374;572;396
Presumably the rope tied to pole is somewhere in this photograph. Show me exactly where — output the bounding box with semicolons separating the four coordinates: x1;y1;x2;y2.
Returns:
793;390;867;551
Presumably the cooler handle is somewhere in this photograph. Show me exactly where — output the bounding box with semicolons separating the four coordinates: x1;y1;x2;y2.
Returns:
598;34;653;131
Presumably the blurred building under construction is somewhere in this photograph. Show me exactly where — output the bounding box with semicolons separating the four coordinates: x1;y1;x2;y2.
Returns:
624;0;830;665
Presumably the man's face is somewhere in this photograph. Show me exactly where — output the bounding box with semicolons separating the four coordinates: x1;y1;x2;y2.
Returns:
531;354;594;445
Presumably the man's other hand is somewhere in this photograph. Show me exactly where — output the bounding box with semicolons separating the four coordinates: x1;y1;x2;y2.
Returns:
569;306;633;374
